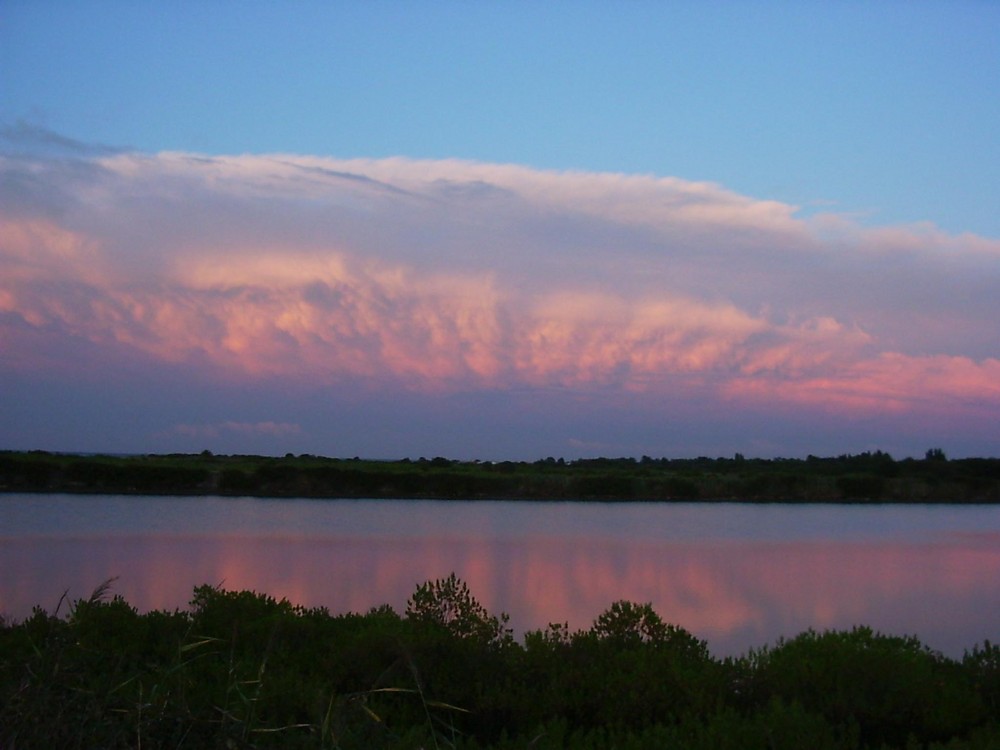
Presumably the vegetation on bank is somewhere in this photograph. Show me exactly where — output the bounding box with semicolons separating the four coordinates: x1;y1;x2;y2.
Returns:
2;575;997;749
1;448;999;502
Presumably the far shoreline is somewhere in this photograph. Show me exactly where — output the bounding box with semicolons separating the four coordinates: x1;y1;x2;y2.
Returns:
2;449;998;504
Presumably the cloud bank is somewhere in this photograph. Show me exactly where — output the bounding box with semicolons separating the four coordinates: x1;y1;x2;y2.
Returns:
2;144;998;457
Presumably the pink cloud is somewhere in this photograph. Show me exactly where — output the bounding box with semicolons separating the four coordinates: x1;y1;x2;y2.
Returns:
2;150;998;453
725;353;1000;416
1;247;878;395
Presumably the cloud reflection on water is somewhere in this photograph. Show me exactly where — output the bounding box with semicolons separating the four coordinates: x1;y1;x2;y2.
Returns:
3;530;997;657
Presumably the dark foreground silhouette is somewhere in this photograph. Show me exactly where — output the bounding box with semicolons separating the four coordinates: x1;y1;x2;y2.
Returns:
2;448;999;502
1;575;997;749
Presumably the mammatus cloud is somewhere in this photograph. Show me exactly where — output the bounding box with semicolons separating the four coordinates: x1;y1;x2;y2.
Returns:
1;146;998;454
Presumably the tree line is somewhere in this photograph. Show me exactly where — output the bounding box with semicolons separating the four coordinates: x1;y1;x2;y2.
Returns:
2;449;998;502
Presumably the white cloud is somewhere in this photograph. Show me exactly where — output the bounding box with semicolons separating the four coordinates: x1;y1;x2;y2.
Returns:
2;148;998;435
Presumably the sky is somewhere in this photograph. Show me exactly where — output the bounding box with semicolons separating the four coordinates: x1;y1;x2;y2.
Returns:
1;2;998;460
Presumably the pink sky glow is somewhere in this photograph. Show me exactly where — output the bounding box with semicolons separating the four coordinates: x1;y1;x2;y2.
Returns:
1;150;998;458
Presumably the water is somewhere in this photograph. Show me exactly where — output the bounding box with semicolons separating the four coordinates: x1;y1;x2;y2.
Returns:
2;494;998;657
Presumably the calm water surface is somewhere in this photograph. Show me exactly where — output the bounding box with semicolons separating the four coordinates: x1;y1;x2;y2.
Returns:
2;494;998;657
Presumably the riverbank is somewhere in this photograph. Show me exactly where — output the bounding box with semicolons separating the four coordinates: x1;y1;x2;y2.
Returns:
2;449;998;502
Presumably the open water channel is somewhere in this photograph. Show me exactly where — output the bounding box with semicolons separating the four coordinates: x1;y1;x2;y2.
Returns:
2;494;998;657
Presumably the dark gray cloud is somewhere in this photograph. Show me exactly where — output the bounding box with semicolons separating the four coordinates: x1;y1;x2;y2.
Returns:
0;120;123;158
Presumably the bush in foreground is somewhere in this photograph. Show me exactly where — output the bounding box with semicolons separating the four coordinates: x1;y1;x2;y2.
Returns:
1;576;997;749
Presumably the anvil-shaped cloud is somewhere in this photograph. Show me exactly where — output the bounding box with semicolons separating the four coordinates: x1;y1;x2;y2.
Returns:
2;146;998;457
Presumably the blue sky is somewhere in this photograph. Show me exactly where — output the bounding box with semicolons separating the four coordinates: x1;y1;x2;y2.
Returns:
2;3;999;459
4;2;997;234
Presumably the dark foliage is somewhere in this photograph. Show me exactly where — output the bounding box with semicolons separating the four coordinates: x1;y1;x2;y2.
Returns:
1;577;997;749
3;449;999;502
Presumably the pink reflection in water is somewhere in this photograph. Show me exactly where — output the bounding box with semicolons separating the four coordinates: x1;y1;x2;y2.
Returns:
3;531;998;657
